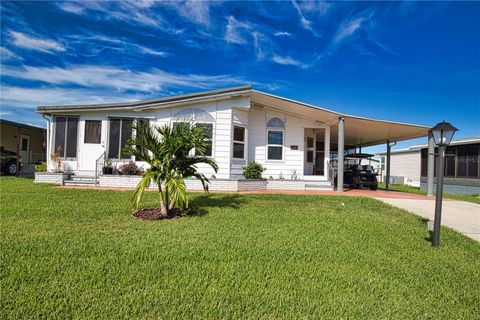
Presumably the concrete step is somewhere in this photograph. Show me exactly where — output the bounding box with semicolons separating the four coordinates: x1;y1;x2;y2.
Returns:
69;175;96;181
64;180;96;186
305;180;333;191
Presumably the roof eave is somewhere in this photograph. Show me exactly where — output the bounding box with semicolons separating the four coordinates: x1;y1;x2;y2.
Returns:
36;85;252;114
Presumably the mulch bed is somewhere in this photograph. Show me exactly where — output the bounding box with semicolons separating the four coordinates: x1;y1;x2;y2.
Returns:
133;208;191;220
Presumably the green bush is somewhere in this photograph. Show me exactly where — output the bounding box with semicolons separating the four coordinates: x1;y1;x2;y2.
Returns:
242;161;265;179
35;161;47;172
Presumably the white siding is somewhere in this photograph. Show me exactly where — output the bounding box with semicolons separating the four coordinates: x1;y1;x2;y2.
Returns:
248;106;326;179
386;151;421;186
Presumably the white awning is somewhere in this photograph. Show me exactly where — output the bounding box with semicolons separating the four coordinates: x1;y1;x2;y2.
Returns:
251;90;430;147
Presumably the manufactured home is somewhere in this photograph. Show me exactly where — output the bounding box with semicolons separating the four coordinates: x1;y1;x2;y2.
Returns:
378;137;480;195
36;85;431;191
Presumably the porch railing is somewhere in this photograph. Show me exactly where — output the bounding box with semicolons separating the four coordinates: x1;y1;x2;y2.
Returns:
327;160;336;186
94;153;105;186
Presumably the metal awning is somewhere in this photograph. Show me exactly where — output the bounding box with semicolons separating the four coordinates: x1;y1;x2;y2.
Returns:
251;90;431;147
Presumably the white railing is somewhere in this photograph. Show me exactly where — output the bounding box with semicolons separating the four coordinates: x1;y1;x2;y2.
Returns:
327;160;336;186
94;153;105;186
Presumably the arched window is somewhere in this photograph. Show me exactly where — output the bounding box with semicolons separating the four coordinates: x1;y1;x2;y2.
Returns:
267;117;285;128
171;108;215;122
171;108;215;156
266;118;284;160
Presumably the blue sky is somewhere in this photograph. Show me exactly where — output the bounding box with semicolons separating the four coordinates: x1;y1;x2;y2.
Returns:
1;1;479;152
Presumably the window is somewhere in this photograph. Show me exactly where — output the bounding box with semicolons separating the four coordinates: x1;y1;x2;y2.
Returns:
171;109;215;157
21;137;29;151
54;116;78;158
457;146;468;177
306;137;314;163
195;123;213;156
267;117;285;128
108;118;133;159
267;130;283;160
84;120;102;144
445;147;456;177
171;108;215;122
468;145;479;178
267;118;284;160
233;126;245;159
380;156;385;170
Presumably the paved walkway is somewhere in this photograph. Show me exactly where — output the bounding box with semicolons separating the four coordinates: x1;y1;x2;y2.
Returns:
377;198;480;241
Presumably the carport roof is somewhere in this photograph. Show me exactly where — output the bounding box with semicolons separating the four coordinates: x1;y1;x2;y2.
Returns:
37;85;431;147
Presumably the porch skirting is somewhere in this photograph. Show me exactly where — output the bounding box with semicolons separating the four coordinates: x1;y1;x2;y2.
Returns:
34;173;332;191
98;175;268;192
34;172;70;185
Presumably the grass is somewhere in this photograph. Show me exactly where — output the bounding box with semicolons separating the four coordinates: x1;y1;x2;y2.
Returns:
1;178;479;319
378;183;480;204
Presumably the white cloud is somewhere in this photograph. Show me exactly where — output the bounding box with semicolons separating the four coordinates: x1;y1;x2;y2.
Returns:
57;2;85;14
167;1;211;26
1;47;22;61
272;55;308;69
0;85;143;109
224;16;252;44
1;64;248;93
274;31;292;37
291;0;323;37
136;46;169;57
334;17;366;44
57;1;167;30
9;31;65;53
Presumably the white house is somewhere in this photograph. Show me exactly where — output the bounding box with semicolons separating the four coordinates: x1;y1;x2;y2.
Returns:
378;137;480;194
36;85;431;191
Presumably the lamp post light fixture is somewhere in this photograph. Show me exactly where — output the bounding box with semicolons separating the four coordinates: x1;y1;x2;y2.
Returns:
430;121;458;247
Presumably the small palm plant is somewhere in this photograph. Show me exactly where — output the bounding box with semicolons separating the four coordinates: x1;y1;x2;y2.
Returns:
124;121;218;217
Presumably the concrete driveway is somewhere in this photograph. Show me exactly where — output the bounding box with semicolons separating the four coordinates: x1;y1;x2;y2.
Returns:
377;198;480;242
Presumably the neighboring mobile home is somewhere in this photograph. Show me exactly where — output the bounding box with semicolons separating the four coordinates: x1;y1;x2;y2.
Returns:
378;137;480;195
0;119;46;171
36;85;431;190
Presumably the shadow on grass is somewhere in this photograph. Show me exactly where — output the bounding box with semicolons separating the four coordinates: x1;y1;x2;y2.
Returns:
418;217;434;244
189;194;248;217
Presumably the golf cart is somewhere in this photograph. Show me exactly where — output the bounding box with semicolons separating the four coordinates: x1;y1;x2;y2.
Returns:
333;153;378;190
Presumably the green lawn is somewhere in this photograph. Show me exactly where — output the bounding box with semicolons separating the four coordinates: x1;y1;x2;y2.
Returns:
378;182;480;204
1;178;479;319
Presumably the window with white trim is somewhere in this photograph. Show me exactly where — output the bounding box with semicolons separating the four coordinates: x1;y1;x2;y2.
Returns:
194;123;213;156
108;118;133;159
233;126;245;159
171;109;215;157
84;120;102;144
267;117;285;160
54;116;79;158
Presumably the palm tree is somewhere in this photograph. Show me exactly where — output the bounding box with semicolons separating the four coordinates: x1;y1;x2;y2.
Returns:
124;121;218;216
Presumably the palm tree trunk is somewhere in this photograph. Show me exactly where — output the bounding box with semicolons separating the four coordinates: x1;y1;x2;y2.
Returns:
164;185;169;213
158;182;168;216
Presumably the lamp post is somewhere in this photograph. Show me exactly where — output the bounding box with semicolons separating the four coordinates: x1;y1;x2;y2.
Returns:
430;121;458;247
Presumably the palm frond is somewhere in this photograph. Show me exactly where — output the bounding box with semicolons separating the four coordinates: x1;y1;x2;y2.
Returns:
165;173;188;209
132;170;154;211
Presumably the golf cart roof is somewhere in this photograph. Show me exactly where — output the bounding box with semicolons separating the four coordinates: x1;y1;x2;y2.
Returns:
344;153;375;159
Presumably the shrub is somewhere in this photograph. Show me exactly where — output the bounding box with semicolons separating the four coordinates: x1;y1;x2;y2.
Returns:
242;161;265;179
117;162;143;175
35;161;47;172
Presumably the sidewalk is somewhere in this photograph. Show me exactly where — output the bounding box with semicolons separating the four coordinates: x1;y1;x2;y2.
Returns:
377;198;480;241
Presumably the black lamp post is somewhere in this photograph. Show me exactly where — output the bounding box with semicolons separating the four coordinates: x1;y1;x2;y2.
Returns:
430;121;458;247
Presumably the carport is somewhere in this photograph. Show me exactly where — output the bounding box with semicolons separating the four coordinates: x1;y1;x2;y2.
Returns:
251;90;434;193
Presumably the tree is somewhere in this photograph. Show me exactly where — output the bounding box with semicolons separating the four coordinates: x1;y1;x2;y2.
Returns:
124;121;218;216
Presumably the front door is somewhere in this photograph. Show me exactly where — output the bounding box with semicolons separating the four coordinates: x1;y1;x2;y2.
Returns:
20;135;30;164
304;128;326;179
78;118;105;172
